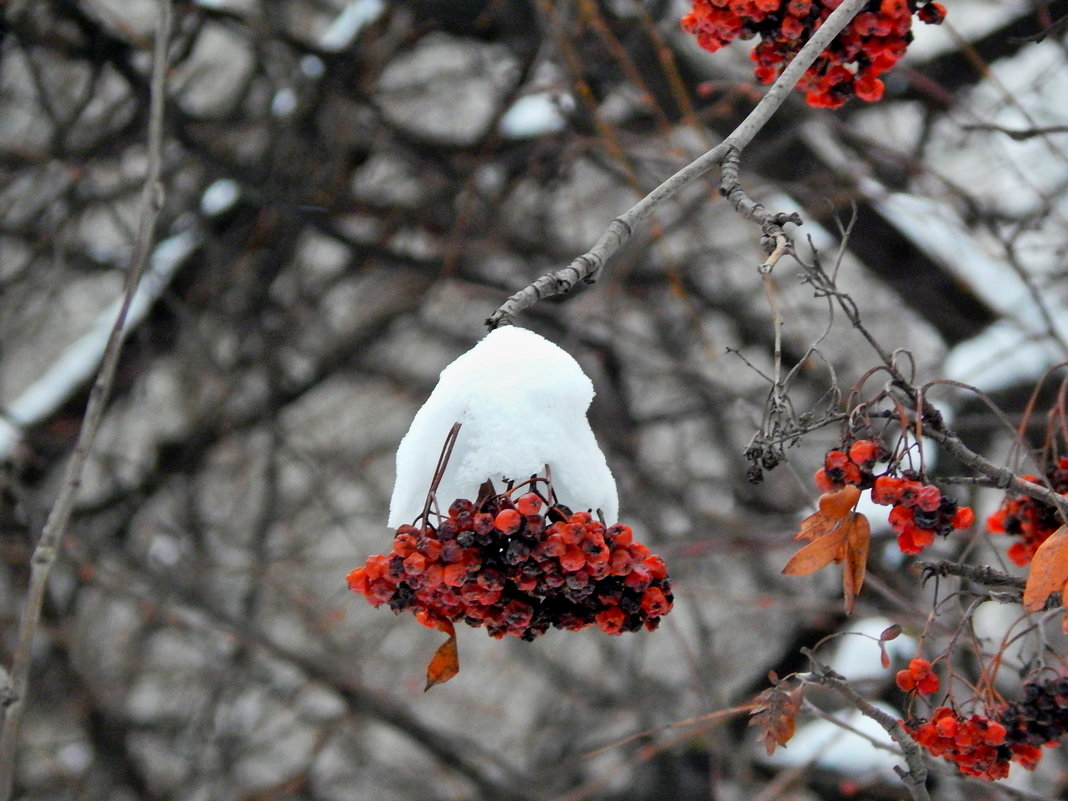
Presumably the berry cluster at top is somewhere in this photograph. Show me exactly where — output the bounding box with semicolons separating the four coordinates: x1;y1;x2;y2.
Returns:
347;489;673;641
681;0;947;108
814;439;975;554
987;456;1068;566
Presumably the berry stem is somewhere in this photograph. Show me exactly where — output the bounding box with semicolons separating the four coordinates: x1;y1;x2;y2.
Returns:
486;0;870;329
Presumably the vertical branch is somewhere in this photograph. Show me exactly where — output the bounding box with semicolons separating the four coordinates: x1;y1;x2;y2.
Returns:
0;2;173;797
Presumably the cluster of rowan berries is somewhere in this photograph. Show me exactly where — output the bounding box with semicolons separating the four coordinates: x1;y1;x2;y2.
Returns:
814;439;975;554
681;0;947;108
895;657;939;695
1001;676;1068;750
987;457;1068;566
347;491;673;641
872;474;976;555
903;707;1034;781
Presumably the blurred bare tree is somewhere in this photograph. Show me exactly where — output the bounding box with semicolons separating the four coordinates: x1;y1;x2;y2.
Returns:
2;1;1068;799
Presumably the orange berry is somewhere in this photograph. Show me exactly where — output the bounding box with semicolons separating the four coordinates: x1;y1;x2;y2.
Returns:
516;493;542;516
494;508;523;534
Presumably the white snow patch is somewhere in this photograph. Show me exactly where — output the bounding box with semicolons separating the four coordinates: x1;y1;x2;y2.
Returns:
388;326;618;526
319;0;385;52
499;93;573;139
765;700;904;774
200;179;240;216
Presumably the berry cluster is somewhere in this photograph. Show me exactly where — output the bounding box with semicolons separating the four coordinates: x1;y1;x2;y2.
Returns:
813;439;975;555
987;457;1068;566
895;657;939;696
347;492;673;641
904;707;1024;780
814;439;884;491
1001;676;1068;751
681;0;947;108
872;474;975;555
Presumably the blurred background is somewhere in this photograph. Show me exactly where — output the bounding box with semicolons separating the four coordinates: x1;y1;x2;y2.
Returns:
2;1;1068;799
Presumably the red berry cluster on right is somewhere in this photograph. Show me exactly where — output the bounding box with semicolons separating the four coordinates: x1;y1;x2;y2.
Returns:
987;457;1068;566
902;675;1068;780
904;707;1025;781
1000;676;1068;752
681;0;947;108
813;438;975;555
895;657;939;695
347;492;673;641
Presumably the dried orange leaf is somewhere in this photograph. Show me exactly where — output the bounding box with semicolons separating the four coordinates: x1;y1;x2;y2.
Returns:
782;524;848;575
795;509;840;542
425;619;459;691
842;513;871;615
749;684;804;756
817;485;861;519
1023;525;1068;612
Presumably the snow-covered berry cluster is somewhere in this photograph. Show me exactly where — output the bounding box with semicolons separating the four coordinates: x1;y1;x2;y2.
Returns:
681;0;947;108
348;489;673;641
987;457;1068;566
813;438;975;555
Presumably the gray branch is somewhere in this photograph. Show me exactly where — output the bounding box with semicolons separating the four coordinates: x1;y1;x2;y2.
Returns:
486;0;869;328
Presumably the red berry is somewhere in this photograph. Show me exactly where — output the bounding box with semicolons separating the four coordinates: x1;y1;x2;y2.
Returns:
516;493;543;516
494;508;523;534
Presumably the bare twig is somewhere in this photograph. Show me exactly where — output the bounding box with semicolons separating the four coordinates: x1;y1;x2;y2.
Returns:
0;2;172;797
801;648;931;801
921;561;1025;595
962;123;1068;140
718;145;803;269
485;0;868;328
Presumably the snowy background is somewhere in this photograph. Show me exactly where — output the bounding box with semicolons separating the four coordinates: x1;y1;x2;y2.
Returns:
2;1;1067;799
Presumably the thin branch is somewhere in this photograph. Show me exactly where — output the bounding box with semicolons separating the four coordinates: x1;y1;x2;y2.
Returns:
921;561;1026;594
801;649;931;801
485;0;868;328
0;2;172;797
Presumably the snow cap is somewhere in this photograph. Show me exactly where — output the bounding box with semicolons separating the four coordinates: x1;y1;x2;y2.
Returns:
388;326;618;526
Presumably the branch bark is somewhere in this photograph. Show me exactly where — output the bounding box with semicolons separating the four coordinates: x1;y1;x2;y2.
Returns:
0;2;172;797
486;0;869;328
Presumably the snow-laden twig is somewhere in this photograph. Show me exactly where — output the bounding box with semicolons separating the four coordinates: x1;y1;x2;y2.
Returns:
485;0;869;328
0;2;173;797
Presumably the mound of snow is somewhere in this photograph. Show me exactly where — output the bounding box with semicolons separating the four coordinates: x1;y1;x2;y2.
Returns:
388;327;618;526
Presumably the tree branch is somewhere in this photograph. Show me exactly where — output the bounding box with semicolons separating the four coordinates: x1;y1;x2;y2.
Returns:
801;649;931;801
485;0;869;328
0;2;172;797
